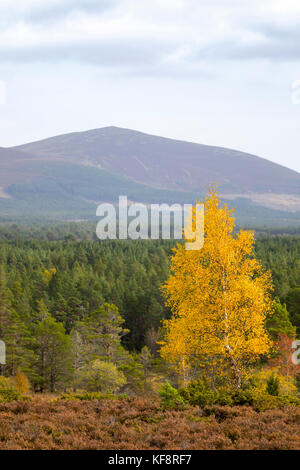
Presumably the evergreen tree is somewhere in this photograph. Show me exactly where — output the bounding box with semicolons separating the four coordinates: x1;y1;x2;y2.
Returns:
73;303;129;364
286;287;300;335
0;268;33;376
266;300;295;339
34;315;73;392
266;373;280;396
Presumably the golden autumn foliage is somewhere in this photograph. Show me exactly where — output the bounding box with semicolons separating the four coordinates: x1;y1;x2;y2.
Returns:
160;188;274;388
44;268;57;284
251;368;298;397
13;369;30;394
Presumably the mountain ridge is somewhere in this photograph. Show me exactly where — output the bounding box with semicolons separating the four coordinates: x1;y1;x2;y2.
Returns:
13;126;300;196
13;125;299;175
0;126;300;224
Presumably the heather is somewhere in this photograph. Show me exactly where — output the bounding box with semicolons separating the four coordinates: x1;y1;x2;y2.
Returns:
0;397;299;450
0;210;300;451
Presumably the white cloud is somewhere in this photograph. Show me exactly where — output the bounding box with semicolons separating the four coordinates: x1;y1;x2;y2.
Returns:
0;0;300;173
0;81;6;105
0;0;300;68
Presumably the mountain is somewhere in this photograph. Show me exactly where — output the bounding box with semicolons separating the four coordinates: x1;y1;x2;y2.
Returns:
0;126;299;225
14;126;300;196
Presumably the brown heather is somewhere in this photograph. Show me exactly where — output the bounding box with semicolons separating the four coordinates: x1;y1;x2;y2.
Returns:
0;398;299;450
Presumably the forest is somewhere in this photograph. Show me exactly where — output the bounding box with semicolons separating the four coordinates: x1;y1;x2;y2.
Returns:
0;192;300;449
0;217;299;387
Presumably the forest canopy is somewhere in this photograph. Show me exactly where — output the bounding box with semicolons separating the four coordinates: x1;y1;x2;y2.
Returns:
0;218;299;393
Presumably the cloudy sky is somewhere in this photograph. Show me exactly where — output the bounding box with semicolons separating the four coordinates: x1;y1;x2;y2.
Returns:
0;0;300;172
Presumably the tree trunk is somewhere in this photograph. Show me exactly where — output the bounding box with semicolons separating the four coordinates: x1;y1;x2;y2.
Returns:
181;357;187;388
50;373;55;393
225;345;242;389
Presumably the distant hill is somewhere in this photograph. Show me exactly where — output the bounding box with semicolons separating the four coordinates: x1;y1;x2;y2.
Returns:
0;126;299;225
14;126;300;196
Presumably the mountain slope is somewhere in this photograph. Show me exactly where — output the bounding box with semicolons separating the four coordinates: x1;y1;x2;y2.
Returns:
14;126;300;196
0;127;299;225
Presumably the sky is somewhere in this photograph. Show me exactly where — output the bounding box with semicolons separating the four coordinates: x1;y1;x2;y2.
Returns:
0;0;300;172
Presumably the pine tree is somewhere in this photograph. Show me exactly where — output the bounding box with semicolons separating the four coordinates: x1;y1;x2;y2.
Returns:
266;373;280;396
34;315;73;392
286;287;300;334
266;300;295;339
73;303;129;364
0;268;33;376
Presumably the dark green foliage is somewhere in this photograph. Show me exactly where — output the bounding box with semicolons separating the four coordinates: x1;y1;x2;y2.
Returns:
286;287;300;335
179;378;217;407
266;373;280;396
0;233;173;351
0;389;21;402
0;223;300;394
181;380;300;411
59;391;128;401
266;300;295;339
0;376;22;402
34;316;73;392
159;382;186;410
229;390;300;411
255;235;300;300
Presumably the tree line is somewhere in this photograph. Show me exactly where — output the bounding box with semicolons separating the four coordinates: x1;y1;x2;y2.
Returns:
0;220;299;392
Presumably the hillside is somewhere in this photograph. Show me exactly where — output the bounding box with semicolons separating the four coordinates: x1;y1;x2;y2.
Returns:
0;127;299;225
15;126;300;196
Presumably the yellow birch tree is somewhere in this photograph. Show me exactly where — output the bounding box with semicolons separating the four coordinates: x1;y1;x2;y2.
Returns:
160;188;274;388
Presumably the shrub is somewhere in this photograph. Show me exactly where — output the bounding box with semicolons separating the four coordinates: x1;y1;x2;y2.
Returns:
159;382;186;410
266;373;279;396
227;388;300;411
0;376;12;390
248;368;298;397
81;360;127;393
60;391;128;401
214;388;235;406
0;396;300;449
0;376;21;402
13;369;30;394
0;389;21;402
179;376;300;411
179;378;216;407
